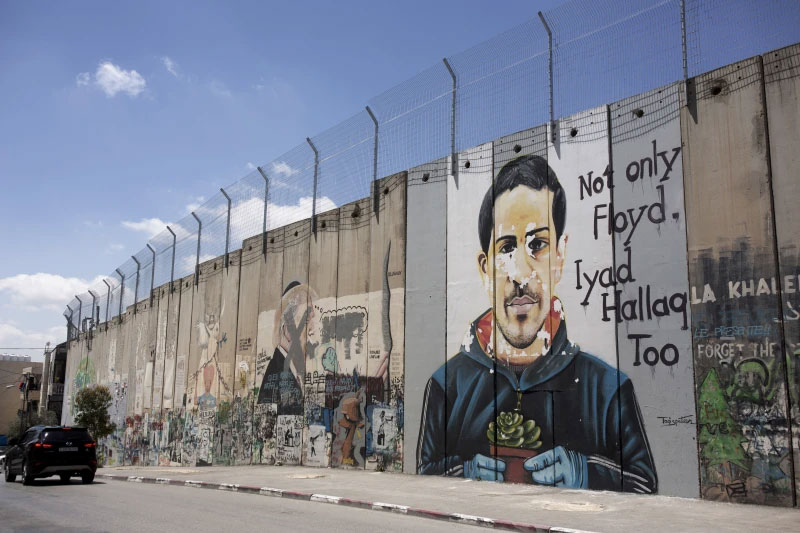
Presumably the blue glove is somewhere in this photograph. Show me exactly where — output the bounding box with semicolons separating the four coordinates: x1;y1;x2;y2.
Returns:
523;446;588;488
464;453;505;482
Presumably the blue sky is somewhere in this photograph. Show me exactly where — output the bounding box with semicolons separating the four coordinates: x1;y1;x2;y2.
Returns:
0;0;568;361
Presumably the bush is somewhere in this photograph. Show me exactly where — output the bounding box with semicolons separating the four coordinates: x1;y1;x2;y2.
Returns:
74;385;116;441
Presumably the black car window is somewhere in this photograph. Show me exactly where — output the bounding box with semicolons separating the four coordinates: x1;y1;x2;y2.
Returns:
43;429;91;444
22;430;37;444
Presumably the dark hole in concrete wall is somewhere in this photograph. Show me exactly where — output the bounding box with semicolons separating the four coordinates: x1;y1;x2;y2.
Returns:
570;128;578;138
513;144;522;153
464;160;470;168
633;108;645;118
422;173;430;182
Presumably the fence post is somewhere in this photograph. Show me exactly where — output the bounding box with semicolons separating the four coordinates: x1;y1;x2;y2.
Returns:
116;268;125;318
66;305;74;341
680;0;689;103
442;58;457;177
192;211;202;286
366;105;380;220
220;188;232;269
257;167;269;259
306;137;319;234
538;11;554;142
167;226;176;292
132;256;141;310
75;295;83;333
88;290;98;328
146;244;156;300
103;279;112;323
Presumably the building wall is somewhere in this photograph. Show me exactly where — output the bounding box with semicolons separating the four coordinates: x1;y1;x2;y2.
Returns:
0;359;43;436
64;47;800;507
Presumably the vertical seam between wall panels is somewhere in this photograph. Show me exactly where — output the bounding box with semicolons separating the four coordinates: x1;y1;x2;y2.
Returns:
759;54;797;507
606;105;624;492
678;77;704;497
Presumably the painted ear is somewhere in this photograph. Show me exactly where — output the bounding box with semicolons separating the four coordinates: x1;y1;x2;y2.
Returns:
477;251;488;276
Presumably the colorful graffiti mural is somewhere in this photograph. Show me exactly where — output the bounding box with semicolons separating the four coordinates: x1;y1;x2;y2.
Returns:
62;47;800;508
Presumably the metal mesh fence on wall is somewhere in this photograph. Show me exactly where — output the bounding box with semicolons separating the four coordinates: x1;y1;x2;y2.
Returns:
64;0;800;337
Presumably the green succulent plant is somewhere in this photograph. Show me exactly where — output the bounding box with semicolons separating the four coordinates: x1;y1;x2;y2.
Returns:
487;411;542;450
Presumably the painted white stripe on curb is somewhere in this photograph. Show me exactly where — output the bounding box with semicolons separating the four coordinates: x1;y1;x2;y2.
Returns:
550;528;599;533
259;487;284;497
451;513;495;526
310;494;341;504
155;478;171;484
218;483;239;491
372;502;409;513
127;476;143;483
185;480;204;488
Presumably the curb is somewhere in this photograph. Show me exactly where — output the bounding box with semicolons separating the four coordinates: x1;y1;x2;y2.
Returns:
97;473;595;533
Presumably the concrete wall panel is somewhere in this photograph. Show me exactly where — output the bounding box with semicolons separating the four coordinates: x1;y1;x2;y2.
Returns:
610;83;698;497
331;199;371;469
231;234;262;466
405;158;448;475
253;227;284;465
682;57;792;505
764;43;800;499
366;172;406;472
213;249;242;465
304;208;339;468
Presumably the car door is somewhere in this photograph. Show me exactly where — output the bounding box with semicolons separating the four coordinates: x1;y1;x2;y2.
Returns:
9;430;31;472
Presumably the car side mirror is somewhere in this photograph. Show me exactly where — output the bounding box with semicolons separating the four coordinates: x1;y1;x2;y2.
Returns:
8;437;19;446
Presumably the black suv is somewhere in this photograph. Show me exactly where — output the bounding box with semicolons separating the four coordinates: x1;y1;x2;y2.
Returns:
3;426;97;485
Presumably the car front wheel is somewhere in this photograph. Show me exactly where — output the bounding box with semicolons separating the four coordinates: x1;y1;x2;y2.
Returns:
21;461;34;485
4;462;15;483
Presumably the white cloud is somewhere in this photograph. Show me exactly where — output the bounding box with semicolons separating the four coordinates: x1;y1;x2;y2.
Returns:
209;80;232;98
106;243;125;253
0;273;105;312
270;161;299;178
121;217;169;238
246;162;257;171
0;323;65;360
186;196;205;213
161;56;179;77
76;72;91;86
92;61;147;97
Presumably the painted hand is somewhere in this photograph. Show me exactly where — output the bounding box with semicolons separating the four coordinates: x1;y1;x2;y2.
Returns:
464;453;506;481
523;446;588;489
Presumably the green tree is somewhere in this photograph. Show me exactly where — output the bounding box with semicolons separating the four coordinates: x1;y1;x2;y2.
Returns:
697;369;749;482
6;411;59;439
74;385;116;441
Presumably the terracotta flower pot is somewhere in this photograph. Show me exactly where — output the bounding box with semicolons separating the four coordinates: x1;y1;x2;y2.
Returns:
490;444;539;484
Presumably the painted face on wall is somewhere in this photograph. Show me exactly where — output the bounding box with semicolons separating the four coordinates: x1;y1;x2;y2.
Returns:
478;186;565;350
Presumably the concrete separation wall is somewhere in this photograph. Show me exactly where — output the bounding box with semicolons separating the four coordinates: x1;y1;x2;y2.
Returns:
65;48;800;507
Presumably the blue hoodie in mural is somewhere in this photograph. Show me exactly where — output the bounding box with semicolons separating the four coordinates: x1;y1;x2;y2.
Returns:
416;310;657;493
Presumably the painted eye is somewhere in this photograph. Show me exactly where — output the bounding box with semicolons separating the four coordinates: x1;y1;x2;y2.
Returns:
528;238;547;254
499;242;515;255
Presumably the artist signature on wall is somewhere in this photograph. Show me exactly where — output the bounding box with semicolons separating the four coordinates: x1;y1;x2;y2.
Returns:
657;415;695;427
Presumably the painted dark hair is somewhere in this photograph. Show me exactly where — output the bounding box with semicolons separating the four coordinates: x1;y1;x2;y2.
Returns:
478;154;566;254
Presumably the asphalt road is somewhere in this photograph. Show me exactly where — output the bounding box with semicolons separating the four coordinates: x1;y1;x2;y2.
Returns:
0;475;476;533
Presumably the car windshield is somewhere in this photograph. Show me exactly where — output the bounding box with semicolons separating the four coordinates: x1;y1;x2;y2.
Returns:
42;429;92;444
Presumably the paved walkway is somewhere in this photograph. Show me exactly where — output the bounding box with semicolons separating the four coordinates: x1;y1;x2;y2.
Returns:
100;464;798;532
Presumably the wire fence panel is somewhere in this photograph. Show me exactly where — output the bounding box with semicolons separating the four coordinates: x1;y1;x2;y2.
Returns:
686;0;800;76
449;17;550;152
62;0;800;329
547;0;684;120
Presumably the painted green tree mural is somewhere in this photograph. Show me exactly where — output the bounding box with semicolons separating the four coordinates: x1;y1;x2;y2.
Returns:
697;369;749;486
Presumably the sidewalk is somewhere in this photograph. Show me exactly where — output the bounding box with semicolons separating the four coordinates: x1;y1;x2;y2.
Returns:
100;464;798;532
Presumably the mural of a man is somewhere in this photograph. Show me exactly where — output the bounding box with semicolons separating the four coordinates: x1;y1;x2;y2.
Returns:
256;281;320;415
197;364;217;411
417;154;657;493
